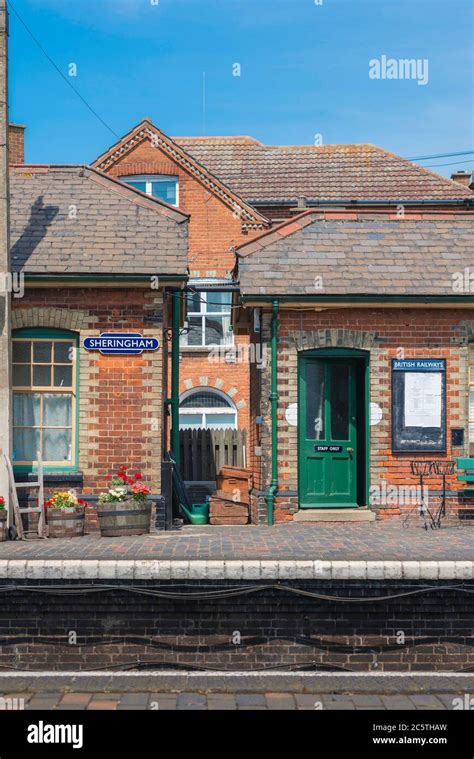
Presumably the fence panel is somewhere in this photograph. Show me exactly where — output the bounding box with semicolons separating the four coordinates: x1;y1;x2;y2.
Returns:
179;428;247;481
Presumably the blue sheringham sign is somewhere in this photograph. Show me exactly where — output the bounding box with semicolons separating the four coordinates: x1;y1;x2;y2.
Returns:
83;332;160;356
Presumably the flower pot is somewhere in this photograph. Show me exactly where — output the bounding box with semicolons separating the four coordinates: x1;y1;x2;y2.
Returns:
97;499;152;537
46;507;85;538
0;511;7;542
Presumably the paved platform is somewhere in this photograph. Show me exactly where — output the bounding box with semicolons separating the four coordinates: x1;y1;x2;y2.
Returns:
0;519;472;579
0;518;472;561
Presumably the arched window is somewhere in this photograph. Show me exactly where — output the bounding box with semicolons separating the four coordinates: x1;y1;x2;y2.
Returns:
12;328;78;468
179;389;237;429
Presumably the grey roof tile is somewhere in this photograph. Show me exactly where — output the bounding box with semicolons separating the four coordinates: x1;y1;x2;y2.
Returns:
10;165;189;276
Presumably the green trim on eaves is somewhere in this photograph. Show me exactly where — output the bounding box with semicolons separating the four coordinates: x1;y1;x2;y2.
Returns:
23;274;188;284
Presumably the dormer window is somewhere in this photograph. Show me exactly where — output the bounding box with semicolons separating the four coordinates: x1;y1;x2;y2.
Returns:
121;175;179;206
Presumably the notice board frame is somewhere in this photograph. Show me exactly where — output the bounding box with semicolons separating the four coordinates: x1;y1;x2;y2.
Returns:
391;358;447;453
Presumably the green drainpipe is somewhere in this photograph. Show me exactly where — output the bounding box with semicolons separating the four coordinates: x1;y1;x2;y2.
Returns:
171;290;181;469
267;300;279;526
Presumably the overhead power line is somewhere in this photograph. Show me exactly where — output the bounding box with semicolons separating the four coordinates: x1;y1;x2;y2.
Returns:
407;149;474;161
8;0;119;139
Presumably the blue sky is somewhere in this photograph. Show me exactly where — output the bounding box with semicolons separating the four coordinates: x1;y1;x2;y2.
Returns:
7;0;474;176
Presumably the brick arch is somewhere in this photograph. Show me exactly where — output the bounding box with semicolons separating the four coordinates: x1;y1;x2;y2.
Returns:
12;307;90;332
179;378;247;409
291;328;382;352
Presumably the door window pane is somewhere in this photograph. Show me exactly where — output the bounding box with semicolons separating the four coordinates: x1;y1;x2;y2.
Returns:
331;364;350;440
306;361;325;440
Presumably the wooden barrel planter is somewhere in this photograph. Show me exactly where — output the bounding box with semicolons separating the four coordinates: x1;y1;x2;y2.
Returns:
47;507;85;538
97;500;152;537
0;511;7;542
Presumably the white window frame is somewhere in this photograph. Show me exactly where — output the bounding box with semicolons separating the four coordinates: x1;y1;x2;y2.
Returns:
121;174;179;207
181;291;234;349
179;388;238;430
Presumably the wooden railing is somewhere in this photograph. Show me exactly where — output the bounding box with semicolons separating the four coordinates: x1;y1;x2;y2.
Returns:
179;428;247;481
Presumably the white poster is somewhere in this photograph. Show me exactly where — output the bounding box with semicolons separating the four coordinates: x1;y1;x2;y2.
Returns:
404;372;442;428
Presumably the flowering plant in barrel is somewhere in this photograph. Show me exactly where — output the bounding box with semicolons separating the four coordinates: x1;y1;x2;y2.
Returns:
45;491;86;539
45;491;86;512
99;467;151;503
97;467;152;537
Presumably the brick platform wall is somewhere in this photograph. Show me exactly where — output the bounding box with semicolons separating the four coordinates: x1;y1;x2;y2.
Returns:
0;579;472;672
255;308;474;520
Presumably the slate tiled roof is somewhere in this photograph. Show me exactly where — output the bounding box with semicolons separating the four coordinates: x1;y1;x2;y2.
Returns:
237;211;474;297
173;138;474;203
10;165;189;276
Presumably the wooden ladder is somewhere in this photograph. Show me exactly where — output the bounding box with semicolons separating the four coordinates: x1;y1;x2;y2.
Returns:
3;451;47;540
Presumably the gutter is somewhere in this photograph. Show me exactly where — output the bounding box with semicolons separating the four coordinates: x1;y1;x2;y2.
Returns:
241;294;474;305
248;198;474;207
267;300;279;526
22;274;188;288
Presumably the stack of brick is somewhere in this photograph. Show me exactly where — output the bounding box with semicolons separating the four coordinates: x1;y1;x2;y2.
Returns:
209;466;253;525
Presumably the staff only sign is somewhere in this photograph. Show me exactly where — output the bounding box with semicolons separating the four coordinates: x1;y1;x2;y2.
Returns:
83;332;160;356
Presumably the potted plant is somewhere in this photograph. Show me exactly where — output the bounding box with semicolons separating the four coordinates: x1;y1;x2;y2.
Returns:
97;467;152;537
0;497;7;542
45;491;86;538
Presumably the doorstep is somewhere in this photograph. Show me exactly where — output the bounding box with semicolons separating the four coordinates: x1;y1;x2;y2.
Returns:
294;508;376;522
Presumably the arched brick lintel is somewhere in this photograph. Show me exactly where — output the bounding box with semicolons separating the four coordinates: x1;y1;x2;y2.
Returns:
291;328;383;352
12;307;90;333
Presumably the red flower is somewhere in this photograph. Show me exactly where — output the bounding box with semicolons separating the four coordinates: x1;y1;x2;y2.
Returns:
119;466;127;472
134;472;142;480
127;478;135;485
105;475;111;482
78;500;87;507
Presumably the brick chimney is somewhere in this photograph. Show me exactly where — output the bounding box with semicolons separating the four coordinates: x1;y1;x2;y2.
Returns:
450;170;472;188
0;0;12;502
9;123;25;164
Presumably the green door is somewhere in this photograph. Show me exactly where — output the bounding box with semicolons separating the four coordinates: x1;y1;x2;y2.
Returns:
299;357;358;508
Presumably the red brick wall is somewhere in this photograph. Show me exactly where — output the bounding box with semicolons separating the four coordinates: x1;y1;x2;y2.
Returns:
13;288;167;509
9;125;25;164
100;139;260;278
256;306;474;520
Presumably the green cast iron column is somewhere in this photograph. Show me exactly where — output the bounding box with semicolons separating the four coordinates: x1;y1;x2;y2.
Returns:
171;290;181;468
267;300;279;526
